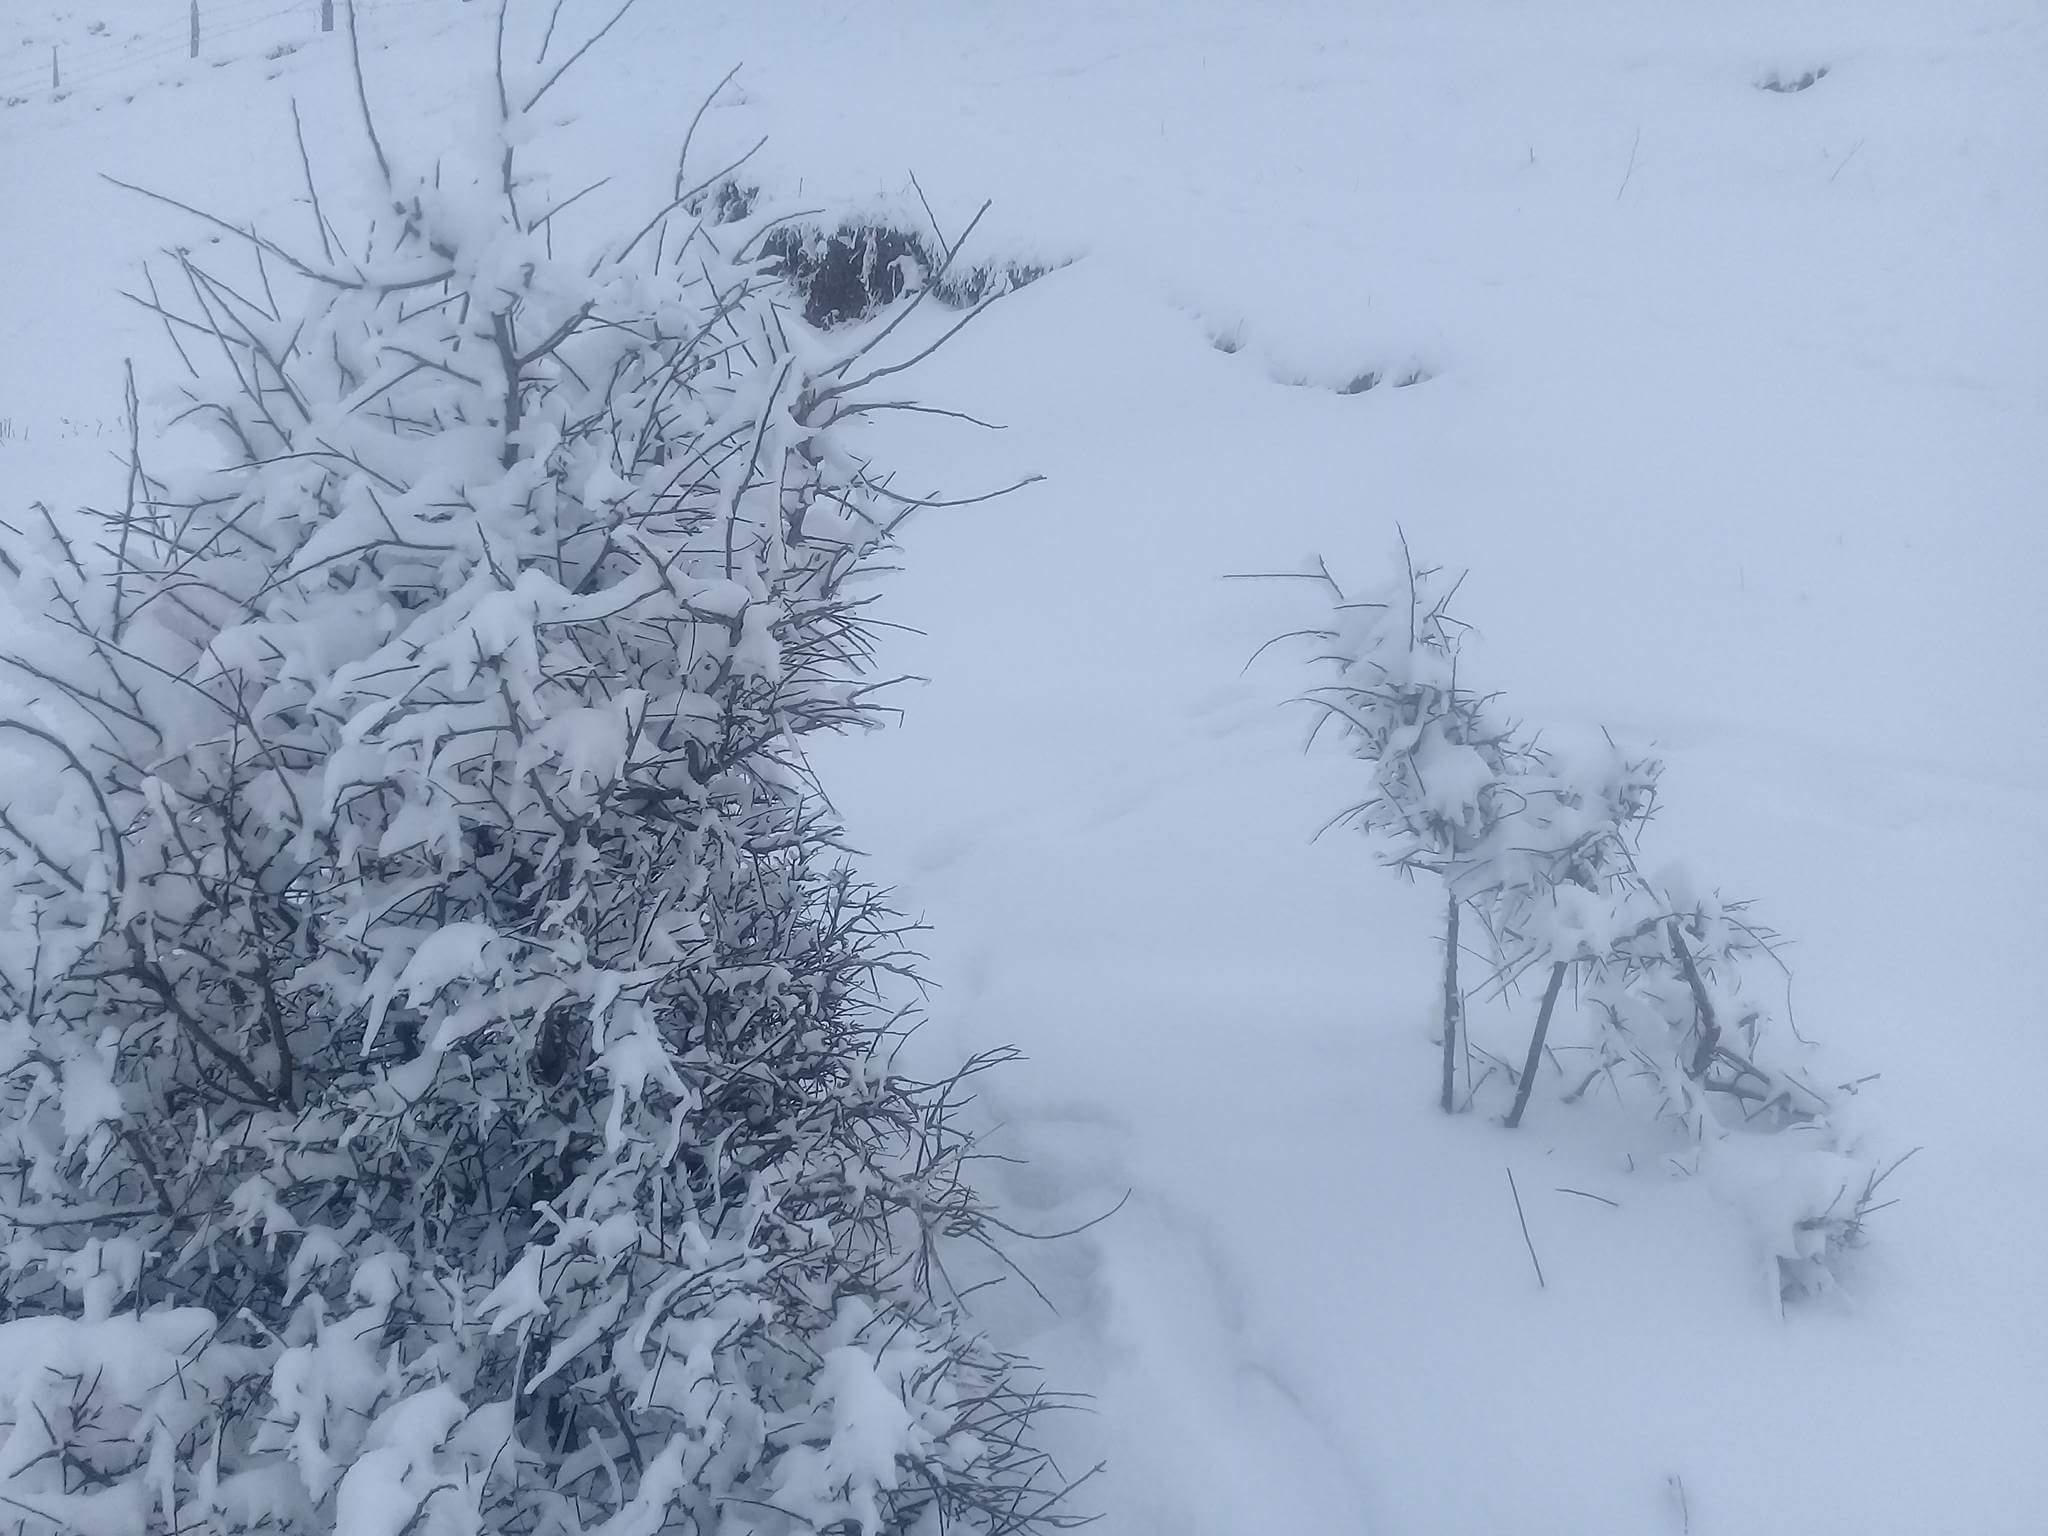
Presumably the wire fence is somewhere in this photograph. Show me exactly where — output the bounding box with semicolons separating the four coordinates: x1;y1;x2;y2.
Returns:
0;0;463;103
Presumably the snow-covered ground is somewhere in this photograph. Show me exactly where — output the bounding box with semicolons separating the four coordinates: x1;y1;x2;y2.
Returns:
4;1;2044;1531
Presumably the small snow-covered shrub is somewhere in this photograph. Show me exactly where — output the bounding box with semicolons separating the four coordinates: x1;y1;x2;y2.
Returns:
1268;545;1894;1301
700;177;1047;328
0;10;1081;1534
1291;542;1540;1112
761;218;1045;328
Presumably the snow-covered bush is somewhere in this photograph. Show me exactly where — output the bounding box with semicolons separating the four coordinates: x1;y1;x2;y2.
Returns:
0;13;1080;1533
1294;543;1539;1112
753;205;1049;329
1276;546;1893;1301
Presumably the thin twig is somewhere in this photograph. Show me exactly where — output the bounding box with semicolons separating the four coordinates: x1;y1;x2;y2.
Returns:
1554;1186;1619;1209
908;170;953;265
674;62;743;201
289;97;334;265
1506;1166;1546;1288
344;1;391;187
1441;889;1462;1113
1616;125;1642;201
524;0;640;113
1505;960;1568;1129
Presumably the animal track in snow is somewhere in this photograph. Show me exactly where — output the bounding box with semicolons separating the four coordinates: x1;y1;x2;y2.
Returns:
1757;64;1830;93
1200;316;1433;397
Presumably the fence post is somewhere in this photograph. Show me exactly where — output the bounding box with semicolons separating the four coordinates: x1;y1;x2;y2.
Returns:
190;0;200;59
50;44;59;91
321;0;335;33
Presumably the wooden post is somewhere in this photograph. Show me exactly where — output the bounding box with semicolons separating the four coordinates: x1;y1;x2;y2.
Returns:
321;0;335;33
190;0;200;59
50;44;59;92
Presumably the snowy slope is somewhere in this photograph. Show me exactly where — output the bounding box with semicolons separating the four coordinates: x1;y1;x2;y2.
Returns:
4;2;2045;1532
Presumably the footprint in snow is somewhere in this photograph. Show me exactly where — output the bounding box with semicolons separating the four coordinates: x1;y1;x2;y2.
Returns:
1192;312;1435;397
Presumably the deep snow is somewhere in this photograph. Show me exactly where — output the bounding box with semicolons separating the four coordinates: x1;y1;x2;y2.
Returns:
3;1;2044;1531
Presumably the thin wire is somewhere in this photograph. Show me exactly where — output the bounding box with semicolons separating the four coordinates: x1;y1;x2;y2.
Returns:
0;0;295;90
1;0;461;98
